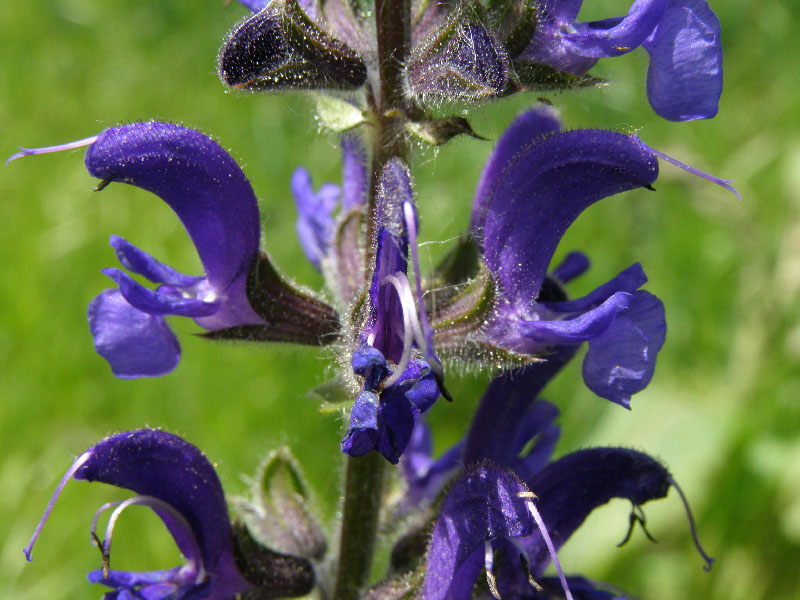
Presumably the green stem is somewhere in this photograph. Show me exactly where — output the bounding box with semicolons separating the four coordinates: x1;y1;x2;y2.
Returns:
332;452;386;600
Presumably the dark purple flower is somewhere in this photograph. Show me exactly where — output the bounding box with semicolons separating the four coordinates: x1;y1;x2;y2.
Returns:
522;0;723;120
25;429;251;600
469;107;666;408
422;363;714;599
340;159;444;464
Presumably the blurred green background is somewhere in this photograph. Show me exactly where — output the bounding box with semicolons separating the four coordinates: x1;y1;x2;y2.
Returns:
2;1;799;599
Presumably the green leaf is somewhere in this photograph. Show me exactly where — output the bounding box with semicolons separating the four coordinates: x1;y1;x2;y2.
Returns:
315;93;369;132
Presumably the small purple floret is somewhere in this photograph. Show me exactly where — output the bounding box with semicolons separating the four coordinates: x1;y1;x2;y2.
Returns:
77;122;268;377
471;108;665;407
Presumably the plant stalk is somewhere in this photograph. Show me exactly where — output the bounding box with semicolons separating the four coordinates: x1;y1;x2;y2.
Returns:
332;452;386;600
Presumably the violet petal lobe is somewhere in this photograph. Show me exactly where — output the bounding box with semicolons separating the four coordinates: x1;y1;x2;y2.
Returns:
524;447;671;576
102;268;220;318
643;0;722;120
74;430;234;578
376;387;417;465
582;290;666;407
110;236;204;288
422;464;535;600
341;391;380;457
85;122;261;292
402;420;464;504
561;0;668;58
88;289;180;378
543;262;648;313
473;122;658;308
550;251;591;285
514;292;635;346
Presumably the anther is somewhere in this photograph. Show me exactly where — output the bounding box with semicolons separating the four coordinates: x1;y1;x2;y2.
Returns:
519;551;543;591
617;504;657;547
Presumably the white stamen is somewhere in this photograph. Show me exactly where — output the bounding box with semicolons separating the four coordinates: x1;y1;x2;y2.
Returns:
6;135;99;165
24;450;92;561
91;501;125;542
519;492;574;600
402;200;442;379
380;273;417;389
101;495;207;585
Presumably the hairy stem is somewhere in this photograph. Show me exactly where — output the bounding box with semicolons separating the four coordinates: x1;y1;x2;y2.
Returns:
365;0;412;263
332;452;386;600
375;0;410;110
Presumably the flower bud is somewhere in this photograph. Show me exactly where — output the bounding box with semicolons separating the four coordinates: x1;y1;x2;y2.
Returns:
219;0;367;91
405;3;510;105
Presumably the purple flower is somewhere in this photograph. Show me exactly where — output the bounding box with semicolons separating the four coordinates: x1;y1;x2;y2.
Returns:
25;430;252;600
340;159;445;464
83;123;267;378
421;363;714;599
466;107;666;408
9;122;340;379
522;0;723;120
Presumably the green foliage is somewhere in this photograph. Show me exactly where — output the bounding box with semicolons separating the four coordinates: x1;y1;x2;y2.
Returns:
2;1;800;599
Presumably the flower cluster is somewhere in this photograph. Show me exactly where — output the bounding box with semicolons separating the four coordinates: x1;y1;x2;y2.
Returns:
12;0;736;598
